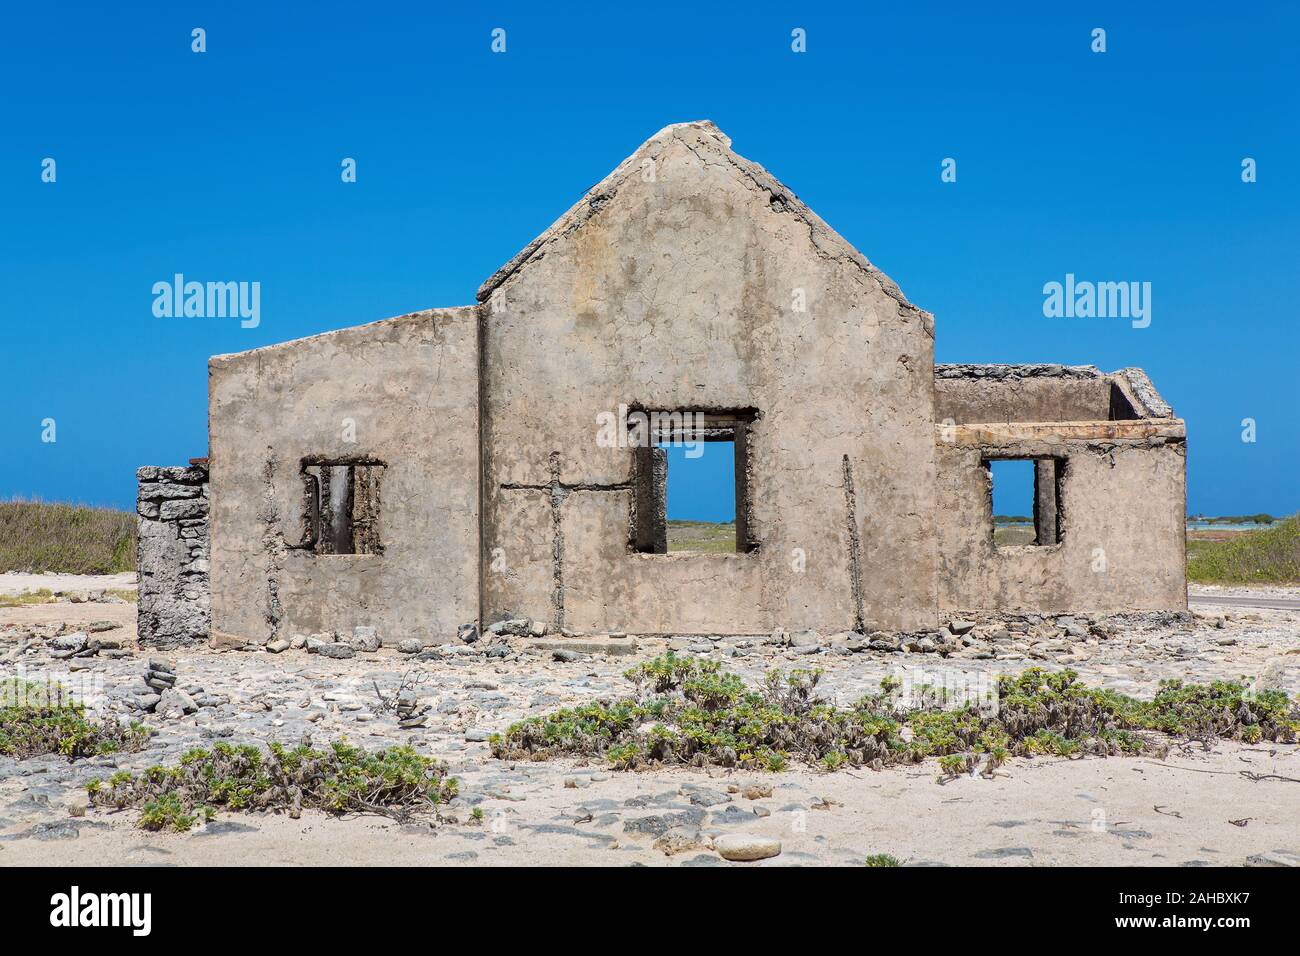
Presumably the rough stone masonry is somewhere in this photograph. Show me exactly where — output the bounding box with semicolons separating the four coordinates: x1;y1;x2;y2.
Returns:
138;121;1186;650
136;462;210;647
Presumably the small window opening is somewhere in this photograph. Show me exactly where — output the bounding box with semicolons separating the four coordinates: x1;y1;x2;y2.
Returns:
298;459;385;555
663;440;736;552
631;410;756;555
987;457;1063;547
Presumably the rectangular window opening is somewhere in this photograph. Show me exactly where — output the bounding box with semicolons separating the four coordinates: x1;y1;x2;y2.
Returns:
299;459;386;555
987;457;1063;548
631;410;756;555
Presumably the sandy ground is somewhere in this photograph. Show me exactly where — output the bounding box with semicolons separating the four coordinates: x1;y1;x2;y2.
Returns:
0;571;136;595
1;580;1297;867
1188;584;1300;610
1;745;1296;867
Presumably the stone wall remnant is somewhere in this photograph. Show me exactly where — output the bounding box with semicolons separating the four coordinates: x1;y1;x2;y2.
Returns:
137;462;210;647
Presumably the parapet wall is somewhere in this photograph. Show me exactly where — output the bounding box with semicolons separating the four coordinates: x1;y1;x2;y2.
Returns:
934;364;1173;424
137;463;211;647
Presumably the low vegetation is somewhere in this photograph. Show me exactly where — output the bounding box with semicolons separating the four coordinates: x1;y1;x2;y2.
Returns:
1189;514;1276;525
993;525;1037;547
88;740;459;831
0;588;56;609
491;654;1299;776
0;679;149;760
1187;514;1300;584
0;499;136;574
665;519;736;553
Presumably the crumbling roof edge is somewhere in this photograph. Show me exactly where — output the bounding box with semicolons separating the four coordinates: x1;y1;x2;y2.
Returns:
935;363;1106;380
1115;366;1174;418
934;363;1176;419
207;305;475;367
474;120;934;336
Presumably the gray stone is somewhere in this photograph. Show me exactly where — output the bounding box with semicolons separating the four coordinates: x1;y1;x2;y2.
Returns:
681;853;728;867
265;639;289;654
349;626;381;652
623;809;706;838
1244;850;1300;867
157;688;198;719
317;642;356;660
50;633;87;652
458;623;479;644
682;787;731;807
397;638;423;654
787;629;821;648
159;498;208;521
974;847;1034;859
654;826;704;856
20;821;84;841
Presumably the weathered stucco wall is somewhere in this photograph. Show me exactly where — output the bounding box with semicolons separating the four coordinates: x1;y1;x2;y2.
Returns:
478;121;939;633
207;309;479;647
195;122;1188;640
935;421;1187;613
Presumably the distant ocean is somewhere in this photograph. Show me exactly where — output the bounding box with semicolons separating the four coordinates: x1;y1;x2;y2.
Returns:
993;519;1273;531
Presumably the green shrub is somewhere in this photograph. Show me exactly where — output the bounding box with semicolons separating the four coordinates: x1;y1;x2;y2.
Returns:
491;656;1300;774
0;679;148;759
89;739;458;831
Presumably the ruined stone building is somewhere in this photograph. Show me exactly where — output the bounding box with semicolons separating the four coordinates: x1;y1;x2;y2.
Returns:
137;121;1186;649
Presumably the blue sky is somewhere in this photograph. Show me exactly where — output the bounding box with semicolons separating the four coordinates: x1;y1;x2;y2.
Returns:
1;1;1295;521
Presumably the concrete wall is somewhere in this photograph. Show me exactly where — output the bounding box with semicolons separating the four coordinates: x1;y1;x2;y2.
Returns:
478;121;939;633
935;421;1187;614
137;464;210;647
195;123;1188;638
207;308;479;647
935;365;1126;424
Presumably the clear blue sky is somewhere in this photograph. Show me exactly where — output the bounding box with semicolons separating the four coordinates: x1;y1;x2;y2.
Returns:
2;1;1295;521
